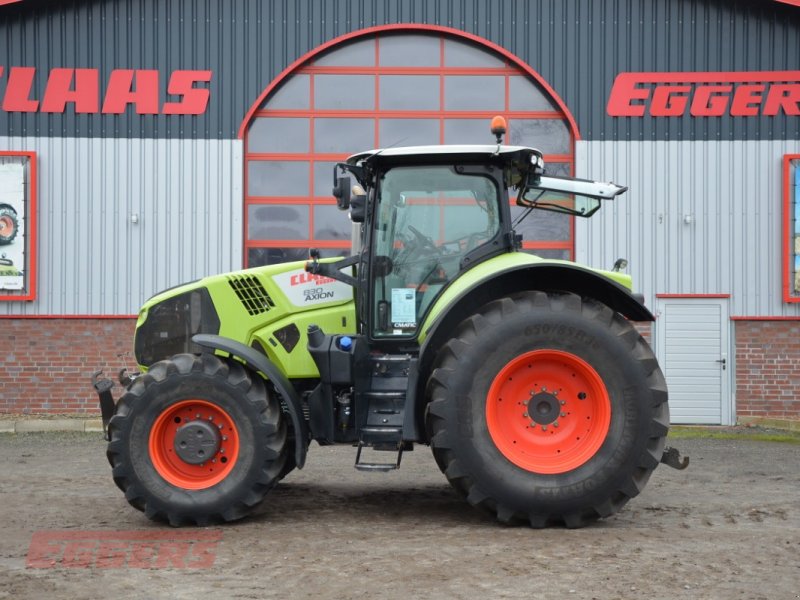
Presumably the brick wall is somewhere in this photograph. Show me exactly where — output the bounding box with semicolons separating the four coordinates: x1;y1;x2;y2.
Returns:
1;318;136;414
735;321;800;420
2;317;797;421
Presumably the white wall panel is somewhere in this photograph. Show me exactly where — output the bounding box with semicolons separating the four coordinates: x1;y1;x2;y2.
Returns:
0;137;243;315
576;140;800;318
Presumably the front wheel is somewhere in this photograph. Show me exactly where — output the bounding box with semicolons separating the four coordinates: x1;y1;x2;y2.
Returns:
107;353;287;525
425;291;669;527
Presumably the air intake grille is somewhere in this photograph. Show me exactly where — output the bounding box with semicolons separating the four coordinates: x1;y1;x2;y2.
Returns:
228;275;275;316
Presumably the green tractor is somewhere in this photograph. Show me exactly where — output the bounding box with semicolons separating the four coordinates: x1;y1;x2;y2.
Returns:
94;118;684;527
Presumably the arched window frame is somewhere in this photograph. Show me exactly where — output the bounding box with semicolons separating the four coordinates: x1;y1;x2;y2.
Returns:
240;24;580;268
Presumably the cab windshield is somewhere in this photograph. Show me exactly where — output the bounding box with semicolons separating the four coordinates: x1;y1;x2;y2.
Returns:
371;165;500;336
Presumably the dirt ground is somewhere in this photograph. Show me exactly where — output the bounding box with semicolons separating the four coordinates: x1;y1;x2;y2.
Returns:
0;432;798;600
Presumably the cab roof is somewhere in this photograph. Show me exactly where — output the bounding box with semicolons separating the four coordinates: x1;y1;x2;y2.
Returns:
346;144;542;166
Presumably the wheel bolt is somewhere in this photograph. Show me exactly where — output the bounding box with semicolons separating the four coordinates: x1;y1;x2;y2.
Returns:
541;425;547;432
522;412;529;418
560;412;566;417
553;421;559;428
560;401;566;406
195;413;201;419
220;448;225;453
222;435;227;441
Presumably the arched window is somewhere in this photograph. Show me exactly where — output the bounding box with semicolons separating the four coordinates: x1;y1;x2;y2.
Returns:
242;28;577;267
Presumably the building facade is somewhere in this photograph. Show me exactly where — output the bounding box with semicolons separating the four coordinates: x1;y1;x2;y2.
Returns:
1;0;799;425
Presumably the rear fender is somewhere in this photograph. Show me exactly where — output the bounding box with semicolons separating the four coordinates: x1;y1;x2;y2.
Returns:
414;263;654;441
193;334;309;469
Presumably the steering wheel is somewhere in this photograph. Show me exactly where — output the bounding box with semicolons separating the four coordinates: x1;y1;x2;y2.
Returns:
391;225;441;280
407;225;438;252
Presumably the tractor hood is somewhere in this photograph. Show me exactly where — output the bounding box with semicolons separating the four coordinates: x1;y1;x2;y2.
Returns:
133;259;355;369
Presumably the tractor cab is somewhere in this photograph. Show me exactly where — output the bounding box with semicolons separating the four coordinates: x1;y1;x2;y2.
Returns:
308;118;627;346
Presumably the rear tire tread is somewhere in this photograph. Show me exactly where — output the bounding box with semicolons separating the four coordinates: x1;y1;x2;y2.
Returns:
426;291;669;528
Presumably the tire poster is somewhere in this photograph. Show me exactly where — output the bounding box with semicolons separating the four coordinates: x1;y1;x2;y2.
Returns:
0;161;26;292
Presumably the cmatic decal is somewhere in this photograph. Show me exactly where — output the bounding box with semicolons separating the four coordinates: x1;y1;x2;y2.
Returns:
607;71;800;117
0;67;212;115
273;268;353;307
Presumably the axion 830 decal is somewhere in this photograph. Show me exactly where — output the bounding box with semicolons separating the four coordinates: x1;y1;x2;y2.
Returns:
272;268;353;307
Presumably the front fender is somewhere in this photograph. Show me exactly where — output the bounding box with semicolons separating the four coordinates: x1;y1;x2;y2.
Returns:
193;334;309;469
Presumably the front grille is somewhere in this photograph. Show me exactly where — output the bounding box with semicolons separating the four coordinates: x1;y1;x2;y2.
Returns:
228;275;275;316
134;287;220;366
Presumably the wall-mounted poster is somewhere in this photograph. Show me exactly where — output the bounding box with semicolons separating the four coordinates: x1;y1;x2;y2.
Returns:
0;152;36;301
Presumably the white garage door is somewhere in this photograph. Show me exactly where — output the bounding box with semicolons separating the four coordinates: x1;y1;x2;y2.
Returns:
655;297;732;425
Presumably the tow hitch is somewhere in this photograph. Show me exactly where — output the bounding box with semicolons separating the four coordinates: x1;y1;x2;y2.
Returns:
91;371;115;440
660;446;690;470
91;369;139;441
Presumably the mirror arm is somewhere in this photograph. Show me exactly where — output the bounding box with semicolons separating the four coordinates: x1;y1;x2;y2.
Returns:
304;252;359;287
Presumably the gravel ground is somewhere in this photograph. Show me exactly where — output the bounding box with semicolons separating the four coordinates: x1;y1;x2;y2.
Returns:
0;432;798;600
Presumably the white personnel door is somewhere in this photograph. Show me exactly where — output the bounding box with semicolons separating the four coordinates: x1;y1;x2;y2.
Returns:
655;297;732;425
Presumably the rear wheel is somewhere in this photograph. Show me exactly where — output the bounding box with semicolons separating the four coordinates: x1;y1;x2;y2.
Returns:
425;291;669;527
107;353;287;525
0;207;18;245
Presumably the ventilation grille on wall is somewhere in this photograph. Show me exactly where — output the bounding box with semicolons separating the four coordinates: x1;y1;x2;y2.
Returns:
228;275;275;316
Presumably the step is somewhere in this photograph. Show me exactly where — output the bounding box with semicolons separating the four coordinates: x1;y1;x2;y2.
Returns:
354;443;404;472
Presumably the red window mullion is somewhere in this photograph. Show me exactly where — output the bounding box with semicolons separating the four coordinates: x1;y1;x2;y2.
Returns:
253;109;565;119
297;65;524;76
439;36;445;145
522;241;572;250
247;197;338;205
248;240;349;249
308;74;316;244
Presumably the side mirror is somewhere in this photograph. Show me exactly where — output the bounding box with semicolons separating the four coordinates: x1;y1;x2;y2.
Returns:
333;173;351;210
350;185;367;223
518;175;627;218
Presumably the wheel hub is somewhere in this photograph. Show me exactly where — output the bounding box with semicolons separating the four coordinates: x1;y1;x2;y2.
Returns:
528;392;560;425
173;420;221;464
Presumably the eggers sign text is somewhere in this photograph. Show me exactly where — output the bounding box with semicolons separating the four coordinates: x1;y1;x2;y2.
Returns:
607;71;800;117
0;67;212;115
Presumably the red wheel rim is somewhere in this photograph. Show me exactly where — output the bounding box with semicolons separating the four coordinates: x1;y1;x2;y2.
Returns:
149;400;240;490
486;350;611;475
0;215;14;236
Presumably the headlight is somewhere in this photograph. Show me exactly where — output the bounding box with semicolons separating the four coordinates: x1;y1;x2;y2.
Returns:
134;287;220;366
